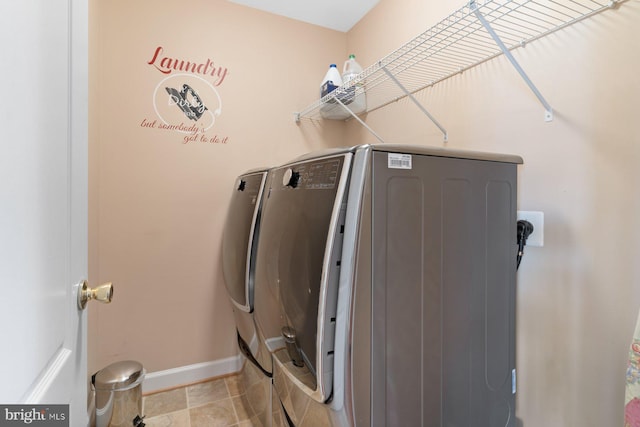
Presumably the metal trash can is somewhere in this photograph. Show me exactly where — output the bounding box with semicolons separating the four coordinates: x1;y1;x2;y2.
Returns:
92;360;145;427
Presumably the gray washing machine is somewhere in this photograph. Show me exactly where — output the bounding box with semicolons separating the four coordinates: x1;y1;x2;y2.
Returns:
221;168;277;427
253;144;523;426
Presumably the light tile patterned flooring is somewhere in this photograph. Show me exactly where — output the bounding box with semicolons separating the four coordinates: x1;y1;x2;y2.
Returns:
143;374;254;427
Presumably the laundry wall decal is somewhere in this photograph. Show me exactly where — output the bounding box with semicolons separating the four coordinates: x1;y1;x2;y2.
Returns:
147;46;228;85
140;45;230;145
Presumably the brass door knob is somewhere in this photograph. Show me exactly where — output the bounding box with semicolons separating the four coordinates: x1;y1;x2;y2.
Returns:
77;280;113;310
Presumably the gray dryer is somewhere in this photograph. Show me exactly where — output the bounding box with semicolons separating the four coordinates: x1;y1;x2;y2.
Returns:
254;144;523;426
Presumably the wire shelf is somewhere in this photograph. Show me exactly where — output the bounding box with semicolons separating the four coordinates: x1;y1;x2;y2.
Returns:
295;0;616;125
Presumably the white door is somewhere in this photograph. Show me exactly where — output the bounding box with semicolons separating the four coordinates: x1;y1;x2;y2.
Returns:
0;0;89;424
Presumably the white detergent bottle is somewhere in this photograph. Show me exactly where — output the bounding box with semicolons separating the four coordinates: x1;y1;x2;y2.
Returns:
320;64;343;98
341;54;366;114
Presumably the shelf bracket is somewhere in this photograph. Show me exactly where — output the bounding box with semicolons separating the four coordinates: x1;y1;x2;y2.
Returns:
381;66;449;141
471;0;553;122
333;96;387;144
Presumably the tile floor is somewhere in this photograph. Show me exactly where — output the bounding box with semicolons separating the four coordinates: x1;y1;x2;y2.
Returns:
143;374;254;427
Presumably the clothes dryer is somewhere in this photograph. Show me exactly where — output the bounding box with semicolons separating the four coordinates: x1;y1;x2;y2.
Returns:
253;144;523;426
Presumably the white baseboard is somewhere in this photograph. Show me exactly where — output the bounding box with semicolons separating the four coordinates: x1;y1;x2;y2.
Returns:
142;355;243;394
265;336;285;353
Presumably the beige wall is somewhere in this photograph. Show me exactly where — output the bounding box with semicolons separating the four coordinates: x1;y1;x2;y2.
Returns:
88;0;345;376
345;0;640;426
90;0;640;425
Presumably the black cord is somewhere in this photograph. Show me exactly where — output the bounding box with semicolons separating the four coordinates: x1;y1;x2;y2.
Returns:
516;220;534;270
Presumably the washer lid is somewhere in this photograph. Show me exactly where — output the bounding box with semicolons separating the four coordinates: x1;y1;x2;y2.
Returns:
93;360;144;391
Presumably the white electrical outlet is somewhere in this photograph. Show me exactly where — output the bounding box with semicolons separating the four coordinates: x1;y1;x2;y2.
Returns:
517;211;544;247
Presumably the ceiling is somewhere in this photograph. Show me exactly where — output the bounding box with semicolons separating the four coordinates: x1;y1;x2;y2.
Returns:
227;0;381;32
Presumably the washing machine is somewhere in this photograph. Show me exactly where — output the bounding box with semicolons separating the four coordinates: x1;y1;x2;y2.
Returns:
221;167;277;427
253;144;523;426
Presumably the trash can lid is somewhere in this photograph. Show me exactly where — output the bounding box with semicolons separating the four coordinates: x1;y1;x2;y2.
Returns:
93;360;144;391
